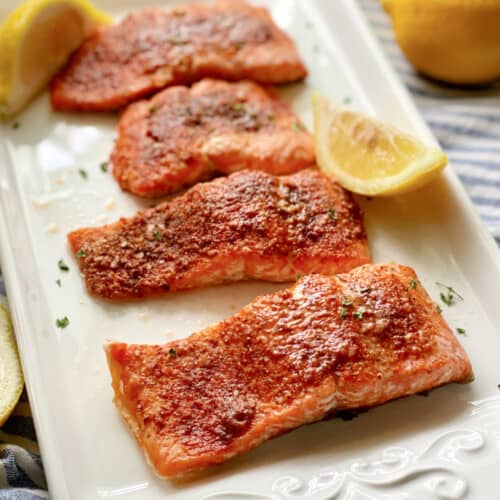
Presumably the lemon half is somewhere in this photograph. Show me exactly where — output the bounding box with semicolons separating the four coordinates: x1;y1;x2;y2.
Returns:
0;305;24;427
0;0;111;117
382;0;500;85
313;93;448;196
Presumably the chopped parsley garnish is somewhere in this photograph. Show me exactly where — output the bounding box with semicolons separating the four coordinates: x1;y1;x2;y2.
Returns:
296;273;302;280
235;41;245;50
435;303;442;314
149;105;157;114
76;249;86;258
456;327;466;335
232;103;246;112
437;282;463;307
56;279;61;287
12;122;20;129
340;307;348;319
354;307;365;320
407;279;418;290
292;122;307;132
153;231;161;241
328;208;337;221
58;259;69;272
343;96;352;105
168;348;177;358
100;162;109;173
342;298;352;306
78;168;88;180
56;316;69;329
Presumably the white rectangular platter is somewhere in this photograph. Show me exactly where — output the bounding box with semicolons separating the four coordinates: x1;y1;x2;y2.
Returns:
1;1;500;499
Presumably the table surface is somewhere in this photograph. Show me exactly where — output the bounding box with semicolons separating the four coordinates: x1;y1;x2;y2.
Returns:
1;1;499;498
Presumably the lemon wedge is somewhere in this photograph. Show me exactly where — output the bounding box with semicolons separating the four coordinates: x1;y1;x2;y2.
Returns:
0;305;24;427
313;93;448;196
0;0;111;117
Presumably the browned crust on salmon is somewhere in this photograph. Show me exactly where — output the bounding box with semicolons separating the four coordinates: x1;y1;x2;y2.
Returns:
50;1;307;112
111;79;315;197
67;169;370;299
105;263;473;478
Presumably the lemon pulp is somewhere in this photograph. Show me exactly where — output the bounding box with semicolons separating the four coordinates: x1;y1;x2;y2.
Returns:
0;305;24;427
313;92;448;196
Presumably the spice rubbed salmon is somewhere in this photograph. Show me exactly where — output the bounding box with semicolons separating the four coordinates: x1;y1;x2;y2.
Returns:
67;169;369;299
112;79;315;197
50;1;307;112
105;263;473;479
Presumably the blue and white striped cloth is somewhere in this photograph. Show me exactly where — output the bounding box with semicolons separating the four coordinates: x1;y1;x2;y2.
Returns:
1;1;499;498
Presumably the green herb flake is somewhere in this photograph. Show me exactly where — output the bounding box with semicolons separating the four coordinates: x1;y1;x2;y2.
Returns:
232;103;245;112
235;41;245;50
76;249;86;258
407;279;418;290
328;207;337;221
343;96;352;105
56;279;61;287
292;122;307;132
354;307;366;320
12;122;20;129
56;316;69;329
149;105;157;114
342;298;352;306
340;307;348;319
435;303;442;314
78;168;88;180
168;347;177;358
100;162;109;173
58;259;69;272
437;282;463;307
296;273;302;280
456;327;466;335
153;231;161;241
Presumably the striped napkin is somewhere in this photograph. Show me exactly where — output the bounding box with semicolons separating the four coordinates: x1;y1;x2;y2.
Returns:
1;1;499;498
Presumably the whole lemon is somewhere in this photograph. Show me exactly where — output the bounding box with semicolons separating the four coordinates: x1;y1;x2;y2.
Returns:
382;0;500;85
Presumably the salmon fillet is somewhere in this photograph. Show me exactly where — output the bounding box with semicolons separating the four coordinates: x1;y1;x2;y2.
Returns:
67;169;369;299
50;1;307;112
105;263;473;479
112;79;315;197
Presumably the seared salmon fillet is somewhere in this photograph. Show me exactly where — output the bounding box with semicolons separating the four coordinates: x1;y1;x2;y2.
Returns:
112;79;315;197
67;169;369;299
105;263;473;478
50;1;307;112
